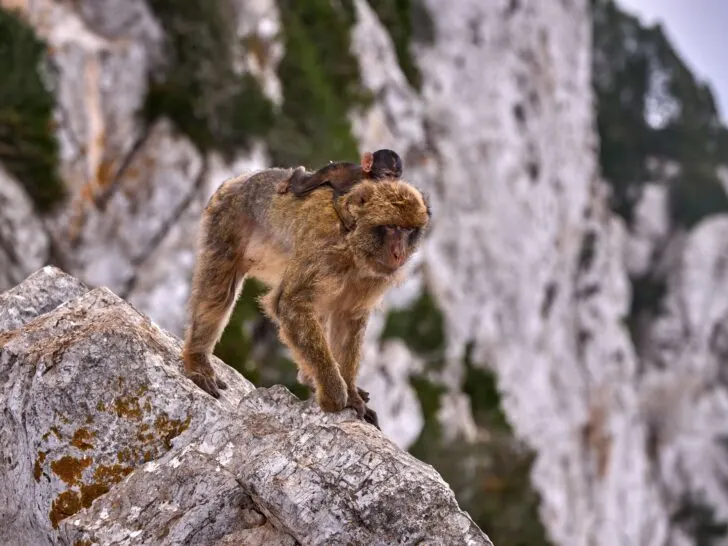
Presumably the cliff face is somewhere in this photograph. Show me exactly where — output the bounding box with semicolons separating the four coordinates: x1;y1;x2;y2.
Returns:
4;0;728;544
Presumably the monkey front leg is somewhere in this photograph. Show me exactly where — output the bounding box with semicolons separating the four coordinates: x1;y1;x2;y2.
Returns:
276;289;348;413
329;313;380;428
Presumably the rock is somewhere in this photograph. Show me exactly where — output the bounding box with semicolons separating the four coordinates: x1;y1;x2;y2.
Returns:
358;340;427;448
0;266;88;333
54;119;204;296
632;216;728;541
0;166;50;292
624;183;671;277
0;267;492;546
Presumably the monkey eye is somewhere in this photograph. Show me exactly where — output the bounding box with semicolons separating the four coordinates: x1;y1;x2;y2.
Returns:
408;227;421;244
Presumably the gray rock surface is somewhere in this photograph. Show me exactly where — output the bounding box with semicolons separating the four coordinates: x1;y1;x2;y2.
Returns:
0;166;50;292
0;266;491;546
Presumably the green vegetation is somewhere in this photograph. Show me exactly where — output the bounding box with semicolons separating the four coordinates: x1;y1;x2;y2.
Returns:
213;278;268;384
462;342;510;431
593;0;728;229
145;0;275;158
147;0;368;170
268;0;366;168
673;492;728;546
368;0;434;89
0;8;64;211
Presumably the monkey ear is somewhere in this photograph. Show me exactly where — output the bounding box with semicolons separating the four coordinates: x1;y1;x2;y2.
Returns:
360;151;374;173
338;184;374;230
348;183;374;209
336;203;356;231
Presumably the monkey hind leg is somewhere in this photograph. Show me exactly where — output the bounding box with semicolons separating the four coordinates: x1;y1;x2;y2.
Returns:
184;264;246;398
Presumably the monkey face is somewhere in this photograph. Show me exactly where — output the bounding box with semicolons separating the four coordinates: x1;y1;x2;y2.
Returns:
342;180;430;277
371;224;423;273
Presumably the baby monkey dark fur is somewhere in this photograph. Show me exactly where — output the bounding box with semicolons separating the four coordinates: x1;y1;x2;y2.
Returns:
277;149;403;197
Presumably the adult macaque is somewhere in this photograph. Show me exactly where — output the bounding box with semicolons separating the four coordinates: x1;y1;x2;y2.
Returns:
183;168;430;427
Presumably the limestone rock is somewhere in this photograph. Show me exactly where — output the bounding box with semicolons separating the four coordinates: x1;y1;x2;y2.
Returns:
0;166;50;292
53;119;204;297
624;183;671;278
0;267;491;546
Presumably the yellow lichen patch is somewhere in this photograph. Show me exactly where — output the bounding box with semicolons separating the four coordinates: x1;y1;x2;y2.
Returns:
136;422;154;444
93;464;132;488
80;482;109;508
34;451;47;482
96;400;106;412
71;428;95;450
50;426;61;438
49;490;82;529
73;540;93;546
113;395;142;420
50;456;92;486
154;414;191;450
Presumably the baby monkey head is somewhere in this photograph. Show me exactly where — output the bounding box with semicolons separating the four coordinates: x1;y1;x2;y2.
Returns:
362;149;404;180
340;179;431;277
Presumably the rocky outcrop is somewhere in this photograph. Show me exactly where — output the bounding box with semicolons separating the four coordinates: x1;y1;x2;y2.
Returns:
0;266;491;546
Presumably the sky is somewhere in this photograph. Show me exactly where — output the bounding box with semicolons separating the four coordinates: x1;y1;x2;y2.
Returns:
617;0;728;120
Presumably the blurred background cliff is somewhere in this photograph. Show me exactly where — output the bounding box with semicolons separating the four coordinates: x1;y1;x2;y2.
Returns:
2;0;728;544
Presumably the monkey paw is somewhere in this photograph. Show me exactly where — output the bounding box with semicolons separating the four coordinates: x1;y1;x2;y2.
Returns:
362;406;380;430
345;391;380;429
317;380;348;412
356;387;370;403
188;372;224;399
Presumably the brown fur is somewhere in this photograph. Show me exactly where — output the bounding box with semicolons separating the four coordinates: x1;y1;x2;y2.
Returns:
183;169;430;427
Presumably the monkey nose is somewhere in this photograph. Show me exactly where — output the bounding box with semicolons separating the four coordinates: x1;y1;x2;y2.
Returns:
391;246;405;266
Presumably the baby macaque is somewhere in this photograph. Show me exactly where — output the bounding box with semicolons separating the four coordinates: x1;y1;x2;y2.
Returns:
276;149;403;197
